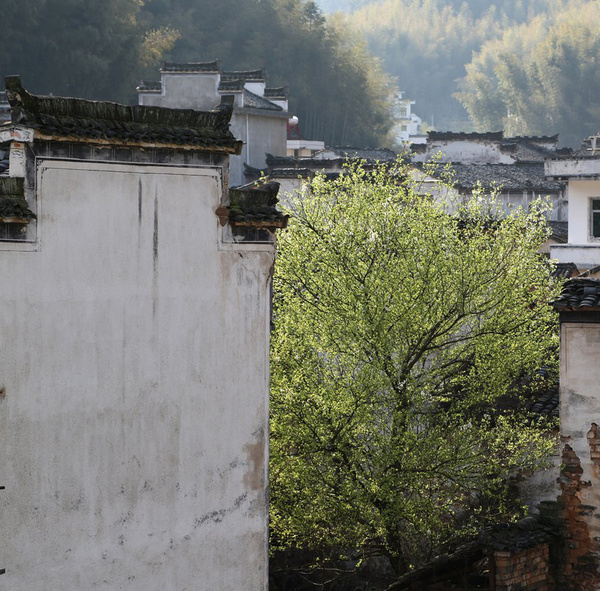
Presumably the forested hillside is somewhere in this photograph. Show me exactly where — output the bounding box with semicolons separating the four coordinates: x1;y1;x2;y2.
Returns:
330;0;599;145
0;0;394;147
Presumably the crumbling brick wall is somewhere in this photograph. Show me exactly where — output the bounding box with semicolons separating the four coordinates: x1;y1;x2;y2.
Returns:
550;443;600;590
493;544;552;590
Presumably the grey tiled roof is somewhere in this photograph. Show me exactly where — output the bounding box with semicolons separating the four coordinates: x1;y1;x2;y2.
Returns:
242;89;282;111
220;181;288;229
270;167;312;177
0;144;8;175
0;91;10;123
161;61;220;73
136;80;161;92
548;220;568;243
5;75;242;153
264;87;288;99
318;146;397;161
222;69;265;82
553;277;600;311
219;79;245;92
552;262;578;279
437;163;564;192
428;131;504;142
0;177;35;221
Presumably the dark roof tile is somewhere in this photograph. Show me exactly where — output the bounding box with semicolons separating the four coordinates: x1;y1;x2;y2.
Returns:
317;146;397;161
218;79;245;92
242;89;282;111
548;220;568;243
264;86;289;99
425;162;564;192
5;75;242;153
136;80;161;92
161;61;220;73
0;177;35;221
553;277;600;311
428;131;504;142
221;69;265;82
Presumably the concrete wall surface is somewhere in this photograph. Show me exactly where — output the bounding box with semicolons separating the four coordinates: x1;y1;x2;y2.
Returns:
419;140;514;164
560;323;600;563
0;160;272;590
566;180;600;244
141;74;221;111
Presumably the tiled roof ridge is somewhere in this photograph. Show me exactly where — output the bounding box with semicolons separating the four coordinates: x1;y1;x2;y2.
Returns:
5;75;241;152
242;89;282;112
218;79;245;92
161;60;220;73
136;80;162;92
215;180;288;230
553;277;600;311
264;86;289;98
428;131;504;141
329;145;395;152
221;69;265;82
506;134;559;143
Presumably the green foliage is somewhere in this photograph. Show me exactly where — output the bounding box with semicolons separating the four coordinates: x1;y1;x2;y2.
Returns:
1;0;395;147
139;0;396;146
0;0;143;101
270;161;559;574
343;0;596;138
456;1;600;145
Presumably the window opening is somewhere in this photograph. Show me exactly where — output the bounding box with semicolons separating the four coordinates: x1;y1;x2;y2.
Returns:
591;198;600;239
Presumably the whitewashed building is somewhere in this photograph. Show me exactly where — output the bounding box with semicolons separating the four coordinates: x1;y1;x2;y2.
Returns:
137;61;289;187
546;155;600;270
0;75;285;590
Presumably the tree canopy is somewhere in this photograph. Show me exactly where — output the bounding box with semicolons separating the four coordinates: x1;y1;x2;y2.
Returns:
0;0;395;148
340;0;598;143
270;161;559;576
455;1;600;146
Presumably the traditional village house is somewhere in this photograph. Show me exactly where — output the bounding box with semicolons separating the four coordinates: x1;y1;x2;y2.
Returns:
0;75;285;590
411;131;568;223
394;90;425;145
137;61;289;187
545;144;600;274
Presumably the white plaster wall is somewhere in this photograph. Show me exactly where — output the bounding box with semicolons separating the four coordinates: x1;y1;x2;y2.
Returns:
551;244;600;267
244;82;265;97
0;160;272;590
427;140;514;164
565;180;600;244
229;113;287;186
560;323;600;549
154;73;221;110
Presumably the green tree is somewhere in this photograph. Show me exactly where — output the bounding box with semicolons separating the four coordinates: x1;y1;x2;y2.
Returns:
456;1;600;146
0;0;143;101
270;161;558;575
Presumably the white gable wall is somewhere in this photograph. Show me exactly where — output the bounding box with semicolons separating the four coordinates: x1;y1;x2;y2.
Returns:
0;159;271;590
425;140;514;164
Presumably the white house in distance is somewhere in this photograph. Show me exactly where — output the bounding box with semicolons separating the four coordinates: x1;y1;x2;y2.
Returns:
394;91;425;145
546;143;600;271
137;61;289;187
0;75;285;590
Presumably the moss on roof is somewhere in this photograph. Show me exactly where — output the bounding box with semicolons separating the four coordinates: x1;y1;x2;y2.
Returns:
5;75;242;153
0;177;35;221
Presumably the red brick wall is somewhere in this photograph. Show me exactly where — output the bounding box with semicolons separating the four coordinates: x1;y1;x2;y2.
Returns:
494;544;552;591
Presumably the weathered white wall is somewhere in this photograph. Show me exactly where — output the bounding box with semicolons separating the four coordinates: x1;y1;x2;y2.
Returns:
549;180;600;266
0;159;272;590
139;74;287;187
565;180;600;244
418;140;514;164
230;112;287;186
139;73;221;110
560;323;600;552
